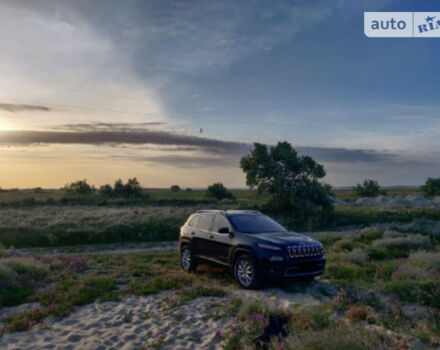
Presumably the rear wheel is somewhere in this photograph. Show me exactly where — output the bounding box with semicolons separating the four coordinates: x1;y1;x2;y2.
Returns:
180;245;197;272
234;254;260;289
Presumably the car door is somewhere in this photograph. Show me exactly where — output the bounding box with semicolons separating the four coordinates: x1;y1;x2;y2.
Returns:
193;214;215;259
185;214;201;254
209;215;234;264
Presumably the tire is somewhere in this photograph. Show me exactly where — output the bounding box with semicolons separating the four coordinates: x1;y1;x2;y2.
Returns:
180;245;197;272
234;254;260;289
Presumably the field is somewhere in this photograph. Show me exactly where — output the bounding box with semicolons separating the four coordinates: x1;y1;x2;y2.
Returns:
0;187;439;349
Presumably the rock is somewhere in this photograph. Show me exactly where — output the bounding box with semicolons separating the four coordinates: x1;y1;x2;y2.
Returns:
407;339;427;350
406;194;432;208
385;197;412;207
376;195;390;203
355;197;380;207
432;196;440;206
330;196;347;206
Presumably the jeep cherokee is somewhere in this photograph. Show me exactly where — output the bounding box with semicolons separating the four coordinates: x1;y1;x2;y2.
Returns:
178;210;326;289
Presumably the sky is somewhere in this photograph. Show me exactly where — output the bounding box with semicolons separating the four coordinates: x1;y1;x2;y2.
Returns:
0;0;439;188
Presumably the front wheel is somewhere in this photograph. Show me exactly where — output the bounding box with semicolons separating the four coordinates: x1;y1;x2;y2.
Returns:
234;254;260;289
180;245;197;272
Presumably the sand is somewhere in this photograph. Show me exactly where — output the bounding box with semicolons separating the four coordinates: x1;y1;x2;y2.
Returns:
0;292;231;350
0;282;329;350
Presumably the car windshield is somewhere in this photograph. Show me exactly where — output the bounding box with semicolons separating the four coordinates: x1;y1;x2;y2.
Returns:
228;214;287;234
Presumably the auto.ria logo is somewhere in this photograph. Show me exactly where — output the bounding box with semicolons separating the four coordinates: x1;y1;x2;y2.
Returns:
364;12;440;38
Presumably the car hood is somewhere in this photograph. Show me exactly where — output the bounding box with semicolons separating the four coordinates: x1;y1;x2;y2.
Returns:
253;231;319;246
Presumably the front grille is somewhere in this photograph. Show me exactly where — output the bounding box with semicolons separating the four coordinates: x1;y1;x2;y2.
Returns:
287;244;323;258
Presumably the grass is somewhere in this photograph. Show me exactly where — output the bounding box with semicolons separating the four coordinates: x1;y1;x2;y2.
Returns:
321;227;440;308
0;187;439;348
0;235;439;348
1;202;440;249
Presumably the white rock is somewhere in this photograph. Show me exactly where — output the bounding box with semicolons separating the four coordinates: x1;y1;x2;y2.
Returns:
432;197;440;206
376;195;390;203
330;196;347;206
385;197;412;207
355;197;380;207
406;194;432;208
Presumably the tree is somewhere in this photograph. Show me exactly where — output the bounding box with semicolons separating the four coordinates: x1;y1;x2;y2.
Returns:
64;180;94;195
100;178;145;198
240;142;333;223
99;184;113;196
352;179;386;198
422;177;440;197
170;185;181;192
207;183;235;200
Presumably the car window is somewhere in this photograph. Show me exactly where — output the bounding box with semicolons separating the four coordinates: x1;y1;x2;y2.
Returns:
196;214;214;231
228;214;287;233
212;215;230;233
188;215;199;227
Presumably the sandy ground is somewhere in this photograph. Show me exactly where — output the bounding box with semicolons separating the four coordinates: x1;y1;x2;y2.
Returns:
0;281;331;350
0;293;231;350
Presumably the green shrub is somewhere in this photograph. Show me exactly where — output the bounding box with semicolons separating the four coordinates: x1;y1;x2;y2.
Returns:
408;251;440;271
289;305;331;331
383;280;440;308
276;326;386;350
422;177;440;197
0;256;49;306
99;178;146;199
325;262;375;283
352;228;383;243
170;185;181;192
64;180;95;195
206;183;235;200
352;179;386;198
327;249;368;266
372;234;430;258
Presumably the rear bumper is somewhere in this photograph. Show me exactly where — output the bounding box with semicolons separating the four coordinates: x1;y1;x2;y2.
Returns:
260;256;326;280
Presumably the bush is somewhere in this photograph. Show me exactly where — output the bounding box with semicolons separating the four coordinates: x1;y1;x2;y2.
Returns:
373;234;430;253
64;180;95;195
278;326;385;350
99;178;145;199
206;183;235;200
328;249;368;266
170;185;181;192
422;177;440;197
99;184;113;196
0;256;49;306
408;251;440;271
384;279;440;308
352;180;386;198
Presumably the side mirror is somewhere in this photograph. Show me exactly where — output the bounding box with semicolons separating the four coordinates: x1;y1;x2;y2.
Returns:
218;227;230;234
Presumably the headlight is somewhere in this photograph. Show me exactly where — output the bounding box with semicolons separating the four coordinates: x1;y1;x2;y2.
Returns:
257;243;282;251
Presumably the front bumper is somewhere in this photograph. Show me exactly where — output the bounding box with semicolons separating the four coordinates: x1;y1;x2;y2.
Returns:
260;255;326;279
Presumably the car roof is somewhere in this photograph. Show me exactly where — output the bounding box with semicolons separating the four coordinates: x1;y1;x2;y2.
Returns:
196;210;261;216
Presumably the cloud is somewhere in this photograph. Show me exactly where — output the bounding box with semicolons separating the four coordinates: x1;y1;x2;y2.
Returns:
0;103;51;112
55;122;167;132
0;128;251;155
0;1;166;129
116;155;239;168
0;124;398;165
298;146;396;163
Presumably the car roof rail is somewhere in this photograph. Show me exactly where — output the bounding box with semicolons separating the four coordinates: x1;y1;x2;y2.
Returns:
225;209;261;214
196;209;225;214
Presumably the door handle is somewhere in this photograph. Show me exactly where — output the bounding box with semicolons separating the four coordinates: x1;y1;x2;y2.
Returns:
191;232;195;235
209;235;214;239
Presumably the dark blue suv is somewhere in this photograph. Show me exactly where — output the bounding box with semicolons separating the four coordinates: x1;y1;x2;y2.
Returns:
179;210;326;289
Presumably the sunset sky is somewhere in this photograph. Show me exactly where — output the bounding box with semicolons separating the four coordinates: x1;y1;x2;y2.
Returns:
0;0;439;188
